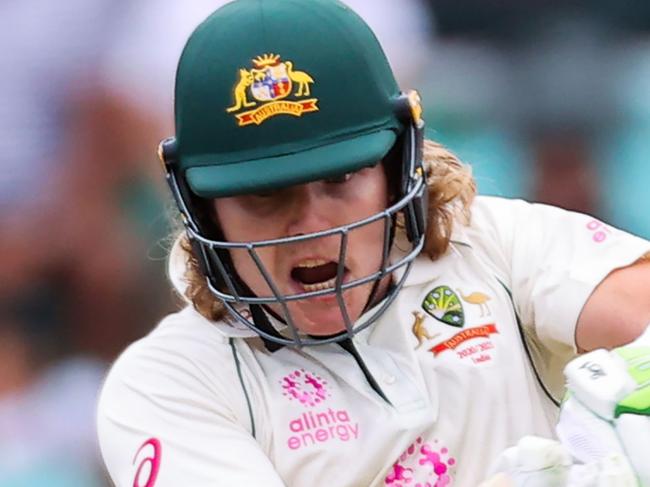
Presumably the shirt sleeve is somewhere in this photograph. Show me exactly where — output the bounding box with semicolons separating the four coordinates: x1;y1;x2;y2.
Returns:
97;334;285;487
468;196;650;352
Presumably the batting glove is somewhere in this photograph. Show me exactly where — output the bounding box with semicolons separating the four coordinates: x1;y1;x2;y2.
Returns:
557;325;650;487
479;436;637;487
480;325;650;487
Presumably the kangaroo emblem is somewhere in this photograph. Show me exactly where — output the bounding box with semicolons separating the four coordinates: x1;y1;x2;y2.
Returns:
226;69;256;113
411;311;438;349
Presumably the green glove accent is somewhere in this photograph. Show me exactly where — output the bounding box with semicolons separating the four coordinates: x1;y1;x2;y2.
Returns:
614;346;650;418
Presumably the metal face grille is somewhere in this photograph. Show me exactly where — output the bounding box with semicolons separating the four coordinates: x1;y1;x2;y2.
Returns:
186;177;425;347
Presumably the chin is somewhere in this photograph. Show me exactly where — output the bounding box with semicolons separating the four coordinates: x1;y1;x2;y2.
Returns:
287;295;364;338
298;322;346;337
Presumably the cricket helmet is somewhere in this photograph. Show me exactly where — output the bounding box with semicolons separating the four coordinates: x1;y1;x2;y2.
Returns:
159;0;427;346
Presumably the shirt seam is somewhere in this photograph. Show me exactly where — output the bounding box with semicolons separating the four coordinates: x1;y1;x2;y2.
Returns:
229;337;257;438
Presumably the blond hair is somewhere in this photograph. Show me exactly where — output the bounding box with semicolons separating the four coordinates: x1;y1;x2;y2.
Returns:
178;139;476;321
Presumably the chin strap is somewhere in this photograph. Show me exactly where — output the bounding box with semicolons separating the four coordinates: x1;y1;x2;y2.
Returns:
362;213;398;312
249;304;286;353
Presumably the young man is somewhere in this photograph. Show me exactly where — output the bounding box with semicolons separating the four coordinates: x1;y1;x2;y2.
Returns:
97;1;650;485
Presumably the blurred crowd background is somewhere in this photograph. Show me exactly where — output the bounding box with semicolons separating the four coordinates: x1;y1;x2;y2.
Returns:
1;0;649;485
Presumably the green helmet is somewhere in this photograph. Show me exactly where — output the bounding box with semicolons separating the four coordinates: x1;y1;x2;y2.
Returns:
159;0;427;347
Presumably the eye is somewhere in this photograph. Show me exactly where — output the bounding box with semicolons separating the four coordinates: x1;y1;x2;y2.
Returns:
324;172;353;184
251;187;283;198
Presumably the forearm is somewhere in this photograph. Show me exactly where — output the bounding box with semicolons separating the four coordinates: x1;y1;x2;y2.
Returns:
576;255;650;352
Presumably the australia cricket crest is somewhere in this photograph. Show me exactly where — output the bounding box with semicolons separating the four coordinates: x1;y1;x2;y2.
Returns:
226;53;319;127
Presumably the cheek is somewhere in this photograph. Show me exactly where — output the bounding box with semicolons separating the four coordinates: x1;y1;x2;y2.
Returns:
227;246;278;293
214;202;272;244
351;220;387;268
363;166;390;214
213;199;241;242
214;197;289;243
326;168;389;271
339;168;389;219
358;174;391;266
213;200;277;293
345;212;389;272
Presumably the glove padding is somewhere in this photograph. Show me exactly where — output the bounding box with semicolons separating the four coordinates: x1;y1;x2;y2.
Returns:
481;325;650;487
479;436;637;487
479;436;572;487
558;326;650;486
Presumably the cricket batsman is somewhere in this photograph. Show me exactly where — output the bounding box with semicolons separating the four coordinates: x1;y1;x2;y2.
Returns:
97;1;650;485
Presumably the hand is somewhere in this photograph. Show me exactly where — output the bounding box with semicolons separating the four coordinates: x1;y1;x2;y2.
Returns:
481;325;650;487
479;436;572;487
558;325;650;486
479;436;636;487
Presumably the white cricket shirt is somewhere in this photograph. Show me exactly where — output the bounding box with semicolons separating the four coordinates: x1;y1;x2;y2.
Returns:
97;196;650;486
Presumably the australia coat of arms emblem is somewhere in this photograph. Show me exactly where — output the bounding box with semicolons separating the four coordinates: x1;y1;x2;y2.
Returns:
226;53;319;127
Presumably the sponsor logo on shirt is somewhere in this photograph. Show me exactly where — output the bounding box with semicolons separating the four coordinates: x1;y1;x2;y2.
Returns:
280;369;360;450
280;369;330;407
132;438;161;487
287;408;360;450
586;219;613;243
385;437;456;487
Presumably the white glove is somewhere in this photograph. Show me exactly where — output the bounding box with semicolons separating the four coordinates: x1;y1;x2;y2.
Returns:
479;436;572;487
481;324;650;487
479;436;636;487
558;325;650;486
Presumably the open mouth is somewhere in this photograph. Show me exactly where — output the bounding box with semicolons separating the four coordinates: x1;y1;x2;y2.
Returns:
290;259;348;292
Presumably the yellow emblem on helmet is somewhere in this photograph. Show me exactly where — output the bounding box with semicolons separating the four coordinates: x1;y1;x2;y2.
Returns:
226;53;319;127
407;90;423;126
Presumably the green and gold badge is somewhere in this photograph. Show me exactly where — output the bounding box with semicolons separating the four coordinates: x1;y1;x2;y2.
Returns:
422;286;464;327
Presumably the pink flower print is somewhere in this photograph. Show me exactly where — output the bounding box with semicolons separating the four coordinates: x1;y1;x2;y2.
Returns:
386;438;455;487
418;445;455;487
385;463;414;485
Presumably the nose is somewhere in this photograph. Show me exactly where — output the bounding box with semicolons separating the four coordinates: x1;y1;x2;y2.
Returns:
285;183;334;237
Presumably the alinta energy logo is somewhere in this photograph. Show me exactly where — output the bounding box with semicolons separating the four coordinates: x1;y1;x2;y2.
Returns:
280;369;360;451
280;369;330;407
